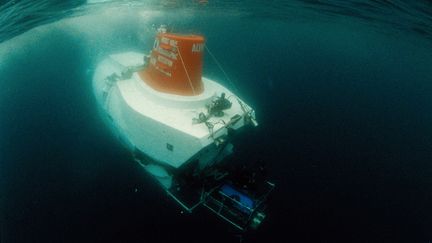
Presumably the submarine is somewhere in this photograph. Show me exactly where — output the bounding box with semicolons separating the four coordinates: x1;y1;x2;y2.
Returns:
92;25;274;231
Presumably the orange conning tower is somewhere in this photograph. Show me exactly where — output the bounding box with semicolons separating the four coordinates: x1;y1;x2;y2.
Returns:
139;32;205;96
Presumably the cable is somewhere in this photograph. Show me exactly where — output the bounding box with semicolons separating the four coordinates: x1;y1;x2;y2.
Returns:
176;46;196;95
204;45;253;116
204;45;239;94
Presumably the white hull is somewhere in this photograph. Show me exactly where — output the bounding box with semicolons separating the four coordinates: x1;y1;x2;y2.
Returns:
93;52;254;188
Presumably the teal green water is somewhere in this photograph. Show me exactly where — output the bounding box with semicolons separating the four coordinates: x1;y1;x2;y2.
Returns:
1;1;432;242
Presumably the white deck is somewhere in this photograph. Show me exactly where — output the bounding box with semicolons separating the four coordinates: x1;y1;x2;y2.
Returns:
93;51;252;169
117;74;244;140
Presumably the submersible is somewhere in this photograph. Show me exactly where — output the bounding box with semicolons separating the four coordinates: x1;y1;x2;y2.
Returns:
93;26;274;231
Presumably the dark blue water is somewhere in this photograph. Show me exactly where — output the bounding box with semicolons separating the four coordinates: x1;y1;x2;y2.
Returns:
1;1;432;242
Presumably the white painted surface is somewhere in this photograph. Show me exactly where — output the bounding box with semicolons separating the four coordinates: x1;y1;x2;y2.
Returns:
93;52;253;169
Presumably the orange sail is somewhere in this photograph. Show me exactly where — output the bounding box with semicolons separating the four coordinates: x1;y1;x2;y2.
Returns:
139;32;205;96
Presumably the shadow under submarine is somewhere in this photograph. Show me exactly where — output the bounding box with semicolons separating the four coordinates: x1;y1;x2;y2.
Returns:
93;26;275;231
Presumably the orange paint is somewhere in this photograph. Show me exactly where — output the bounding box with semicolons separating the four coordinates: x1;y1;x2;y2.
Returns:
139;32;205;96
